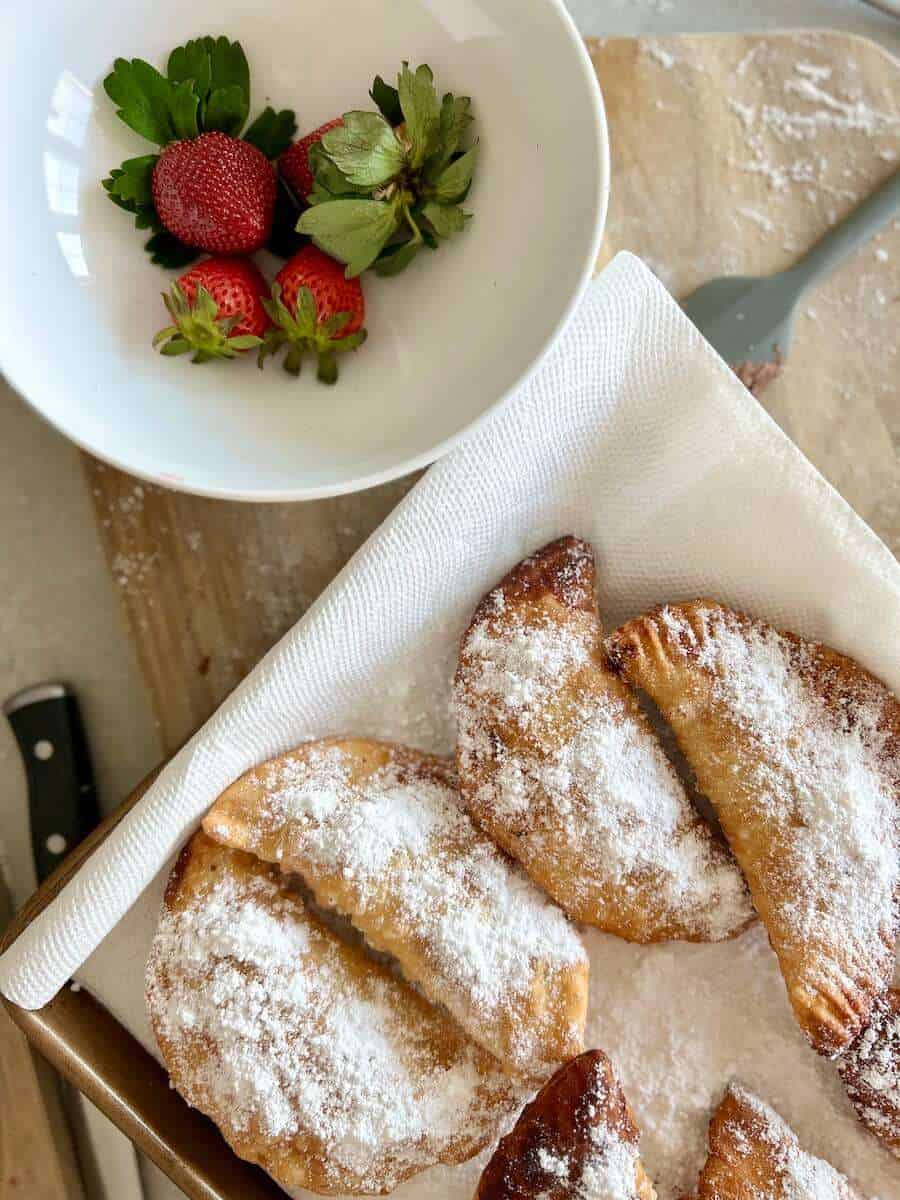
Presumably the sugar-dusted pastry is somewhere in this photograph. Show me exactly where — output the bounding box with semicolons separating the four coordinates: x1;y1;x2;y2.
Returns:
146;832;519;1196
202;738;588;1079
453;537;754;943
837;988;900;1158
607;601;899;1058
696;1084;864;1200
475;1049;656;1200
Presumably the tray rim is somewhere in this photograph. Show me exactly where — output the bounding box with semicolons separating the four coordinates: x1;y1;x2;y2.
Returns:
0;772;284;1200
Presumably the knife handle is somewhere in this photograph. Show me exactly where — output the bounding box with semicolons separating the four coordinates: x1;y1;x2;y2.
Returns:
3;684;101;885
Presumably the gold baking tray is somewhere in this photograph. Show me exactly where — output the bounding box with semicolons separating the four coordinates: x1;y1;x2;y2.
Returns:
0;775;285;1200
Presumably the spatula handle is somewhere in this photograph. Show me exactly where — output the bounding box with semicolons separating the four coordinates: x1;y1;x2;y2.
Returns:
787;167;900;295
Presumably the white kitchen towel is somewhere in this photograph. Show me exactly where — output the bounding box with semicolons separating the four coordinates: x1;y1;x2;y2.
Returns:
2;251;898;1012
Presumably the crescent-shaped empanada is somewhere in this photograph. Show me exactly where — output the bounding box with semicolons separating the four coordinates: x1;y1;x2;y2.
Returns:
696;1084;863;1200
837;988;900;1158
607;601;899;1057
202;738;588;1079
146;832;519;1196
453;538;754;943
475;1049;656;1200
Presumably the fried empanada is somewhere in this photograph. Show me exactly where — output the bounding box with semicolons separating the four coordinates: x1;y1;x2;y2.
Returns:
837;988;900;1158
146;832;519;1196
202;738;588;1079
453;537;754;943
696;1084;863;1200
475;1049;656;1200
607;601;899;1057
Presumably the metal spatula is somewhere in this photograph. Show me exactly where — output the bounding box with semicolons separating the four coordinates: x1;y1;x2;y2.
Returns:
681;167;900;370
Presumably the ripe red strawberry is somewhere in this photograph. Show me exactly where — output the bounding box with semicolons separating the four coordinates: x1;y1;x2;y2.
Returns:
259;245;366;383
152;132;276;254
153;257;271;363
279;119;343;202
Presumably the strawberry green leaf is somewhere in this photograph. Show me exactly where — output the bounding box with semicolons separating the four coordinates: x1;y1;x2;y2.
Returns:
144;230;200;269
103;154;157;207
243;106;297;159
426;93;473;177
204;83;249;136
374;238;421;276
170;79;200;139
421;201;466;237
398;63;441;168
306;143;370;203
166;39;213;97
104;58;180;145
432;144;477;203
208;37;250;111
370;75;403;126
297;198;399;277
321;112;406;188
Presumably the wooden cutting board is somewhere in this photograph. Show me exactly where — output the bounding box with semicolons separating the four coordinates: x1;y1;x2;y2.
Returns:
84;30;899;757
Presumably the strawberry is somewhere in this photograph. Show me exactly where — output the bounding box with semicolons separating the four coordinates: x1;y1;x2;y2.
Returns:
279;119;343;202
152;132;277;254
153;257;271;362
259;246;366;383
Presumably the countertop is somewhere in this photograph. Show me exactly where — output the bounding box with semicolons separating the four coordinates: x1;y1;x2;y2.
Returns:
1;3;897;1199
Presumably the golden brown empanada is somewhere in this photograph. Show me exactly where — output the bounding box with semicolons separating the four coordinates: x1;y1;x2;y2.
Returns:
607;600;899;1057
837;988;900;1158
696;1084;863;1200
453;538;754;943
146;832;519;1196
475;1049;656;1200
203;737;588;1079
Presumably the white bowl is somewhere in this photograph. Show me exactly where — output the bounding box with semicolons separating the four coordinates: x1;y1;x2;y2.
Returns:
0;0;608;500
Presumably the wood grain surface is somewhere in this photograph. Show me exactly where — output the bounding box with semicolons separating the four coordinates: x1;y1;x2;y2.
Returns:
84;30;899;756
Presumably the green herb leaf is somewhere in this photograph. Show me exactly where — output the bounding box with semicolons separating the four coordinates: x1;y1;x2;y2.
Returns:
243;106;297;158
433;144;477;203
144;229;200;269
374;238;421;276
321;112;406;188
297;198;400;277
427;93;473;177
204;83;249;136
103;58;180;145
421;201;466;237
370;75;403;125
398;63;441;168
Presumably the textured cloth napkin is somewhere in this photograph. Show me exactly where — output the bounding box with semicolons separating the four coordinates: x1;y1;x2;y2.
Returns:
2;252;898;1014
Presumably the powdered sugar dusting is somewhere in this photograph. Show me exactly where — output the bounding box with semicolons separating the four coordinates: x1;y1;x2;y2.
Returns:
837;992;900;1156
657;604;898;1025
212;743;587;1075
455;591;753;942
146;847;516;1193
720;1085;859;1199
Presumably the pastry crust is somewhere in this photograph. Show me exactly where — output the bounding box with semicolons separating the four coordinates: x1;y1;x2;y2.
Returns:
837;988;900;1158
696;1084;863;1200
146;832;519;1196
453;538;754;943
203;738;588;1079
475;1049;656;1200
607;600;899;1058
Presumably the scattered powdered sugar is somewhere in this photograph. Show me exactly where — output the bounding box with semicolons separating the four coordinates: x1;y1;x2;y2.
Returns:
837;992;900;1154
576;1131;640;1200
657;605;898;1015
215;743;587;1073
456;602;753;941
721;1085;859;1199
146;858;515;1193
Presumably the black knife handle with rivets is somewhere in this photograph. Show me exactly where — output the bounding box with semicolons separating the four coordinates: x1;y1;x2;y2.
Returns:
3;683;101;884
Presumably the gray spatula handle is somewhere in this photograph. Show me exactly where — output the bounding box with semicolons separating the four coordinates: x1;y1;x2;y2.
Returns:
786;167;900;296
